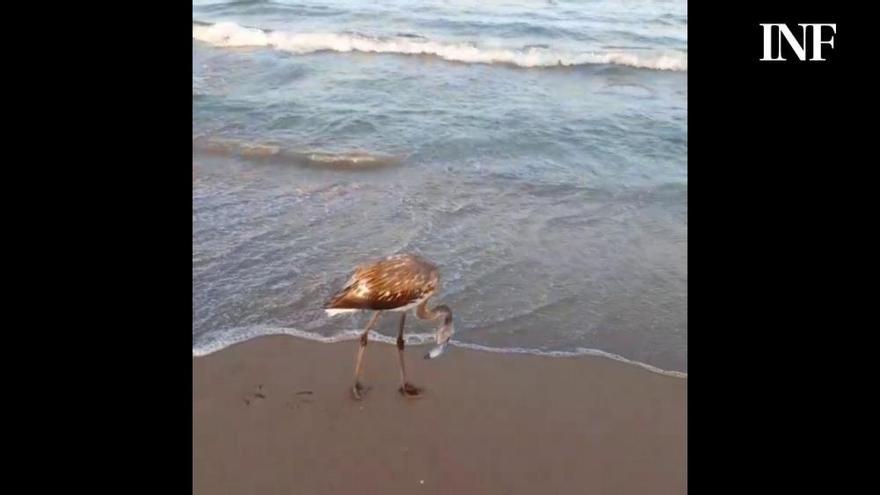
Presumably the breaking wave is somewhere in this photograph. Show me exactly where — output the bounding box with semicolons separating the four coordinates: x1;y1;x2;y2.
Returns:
193;21;687;71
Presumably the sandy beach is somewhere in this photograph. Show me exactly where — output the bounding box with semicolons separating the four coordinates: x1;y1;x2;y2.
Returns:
193;335;686;494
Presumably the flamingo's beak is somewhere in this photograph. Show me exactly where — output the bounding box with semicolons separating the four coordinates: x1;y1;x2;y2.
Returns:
424;342;448;360
424;322;454;359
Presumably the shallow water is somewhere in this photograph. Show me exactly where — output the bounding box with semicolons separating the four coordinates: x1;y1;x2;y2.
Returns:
193;0;687;372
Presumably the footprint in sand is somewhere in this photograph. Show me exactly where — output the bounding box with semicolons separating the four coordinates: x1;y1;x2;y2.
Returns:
243;384;267;406
286;391;315;410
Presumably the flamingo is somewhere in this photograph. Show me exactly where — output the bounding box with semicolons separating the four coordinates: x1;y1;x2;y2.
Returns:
325;253;454;399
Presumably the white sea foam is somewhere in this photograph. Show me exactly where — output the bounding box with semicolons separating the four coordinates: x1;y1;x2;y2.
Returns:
192;21;687;71
192;326;687;379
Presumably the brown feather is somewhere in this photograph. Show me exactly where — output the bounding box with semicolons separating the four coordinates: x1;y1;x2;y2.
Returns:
325;253;440;311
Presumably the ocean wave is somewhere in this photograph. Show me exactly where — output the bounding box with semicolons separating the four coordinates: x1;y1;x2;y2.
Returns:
192;325;437;357
193;137;405;169
192;21;687;71
192;325;688;379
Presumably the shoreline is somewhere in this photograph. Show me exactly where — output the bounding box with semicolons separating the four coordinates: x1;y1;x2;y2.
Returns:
193;329;688;379
194;334;687;494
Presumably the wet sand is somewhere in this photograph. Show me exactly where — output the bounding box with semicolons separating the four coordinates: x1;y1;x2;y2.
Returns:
193;335;686;494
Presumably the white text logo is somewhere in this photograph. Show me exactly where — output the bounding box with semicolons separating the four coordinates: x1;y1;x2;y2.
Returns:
760;24;836;61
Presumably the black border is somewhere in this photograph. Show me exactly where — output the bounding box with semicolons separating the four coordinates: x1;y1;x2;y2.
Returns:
689;1;856;490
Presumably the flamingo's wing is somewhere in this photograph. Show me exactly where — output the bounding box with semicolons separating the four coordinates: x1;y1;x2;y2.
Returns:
325;254;439;311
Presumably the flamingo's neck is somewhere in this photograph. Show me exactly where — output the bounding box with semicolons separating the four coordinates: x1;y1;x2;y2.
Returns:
416;300;453;324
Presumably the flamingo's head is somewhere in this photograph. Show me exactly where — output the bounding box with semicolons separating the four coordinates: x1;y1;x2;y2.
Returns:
424;306;454;360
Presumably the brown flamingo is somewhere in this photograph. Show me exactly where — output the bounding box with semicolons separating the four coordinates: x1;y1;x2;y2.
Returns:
325;253;454;399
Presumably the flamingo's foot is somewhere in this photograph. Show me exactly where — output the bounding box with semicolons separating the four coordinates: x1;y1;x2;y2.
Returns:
398;382;423;398
352;381;370;400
